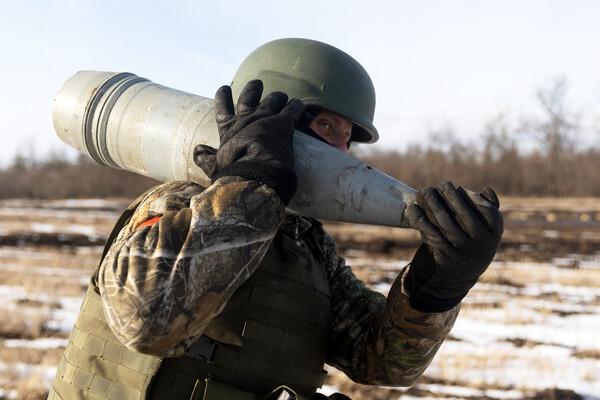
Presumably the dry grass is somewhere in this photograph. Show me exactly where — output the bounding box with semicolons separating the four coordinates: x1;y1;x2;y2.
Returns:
572;349;600;360
0;346;62;366
0;271;89;297
324;370;401;400
501;197;600;211
0;246;99;297
0;246;102;270
16;374;49;400
481;263;600;287
0;213;116;235
323;367;584;400
0;308;50;340
1;198;600;399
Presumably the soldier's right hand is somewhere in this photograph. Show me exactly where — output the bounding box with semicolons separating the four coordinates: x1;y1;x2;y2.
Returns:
194;80;304;205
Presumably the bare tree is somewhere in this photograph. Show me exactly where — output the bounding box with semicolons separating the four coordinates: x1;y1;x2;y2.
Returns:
519;77;579;196
480;114;525;194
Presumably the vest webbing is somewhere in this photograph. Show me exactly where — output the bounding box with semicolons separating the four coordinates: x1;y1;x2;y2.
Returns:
48;284;161;400
49;190;333;400
49;190;160;400
149;228;332;399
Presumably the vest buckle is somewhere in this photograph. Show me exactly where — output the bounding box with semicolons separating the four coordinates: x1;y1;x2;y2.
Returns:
186;336;217;364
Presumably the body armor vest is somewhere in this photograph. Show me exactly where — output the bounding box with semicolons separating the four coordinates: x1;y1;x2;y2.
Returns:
49;198;333;400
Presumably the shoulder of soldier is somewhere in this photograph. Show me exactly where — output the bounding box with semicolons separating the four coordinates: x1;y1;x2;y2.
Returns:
308;219;336;247
127;181;207;231
306;219;341;271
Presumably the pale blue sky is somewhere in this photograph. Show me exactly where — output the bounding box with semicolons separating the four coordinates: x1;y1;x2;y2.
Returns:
1;0;599;165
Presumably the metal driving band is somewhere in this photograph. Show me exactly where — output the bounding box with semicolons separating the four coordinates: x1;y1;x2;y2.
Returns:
82;73;135;166
96;76;149;168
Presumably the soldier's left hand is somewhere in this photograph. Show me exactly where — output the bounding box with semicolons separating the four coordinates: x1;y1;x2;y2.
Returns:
404;182;503;312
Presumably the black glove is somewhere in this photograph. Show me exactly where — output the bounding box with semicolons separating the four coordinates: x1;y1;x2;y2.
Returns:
405;182;503;312
194;80;304;205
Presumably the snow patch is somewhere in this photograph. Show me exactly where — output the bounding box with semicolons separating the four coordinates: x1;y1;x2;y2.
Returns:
0;285;82;334
3;338;68;349
418;383;523;399
432;340;600;394
26;222;103;238
30;223;56;234
0;207;118;220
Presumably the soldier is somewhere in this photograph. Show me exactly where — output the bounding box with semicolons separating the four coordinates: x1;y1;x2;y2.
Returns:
49;38;503;400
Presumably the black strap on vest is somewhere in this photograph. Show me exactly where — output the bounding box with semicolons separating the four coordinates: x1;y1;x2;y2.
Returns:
186;336;217;363
90;190;333;400
149;218;333;399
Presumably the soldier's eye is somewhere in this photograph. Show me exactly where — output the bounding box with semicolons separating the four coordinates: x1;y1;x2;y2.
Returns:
318;120;332;130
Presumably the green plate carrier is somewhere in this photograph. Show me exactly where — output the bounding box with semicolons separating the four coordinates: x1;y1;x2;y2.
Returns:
49;194;333;400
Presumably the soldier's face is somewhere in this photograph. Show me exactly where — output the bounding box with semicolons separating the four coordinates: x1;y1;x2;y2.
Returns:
309;110;353;153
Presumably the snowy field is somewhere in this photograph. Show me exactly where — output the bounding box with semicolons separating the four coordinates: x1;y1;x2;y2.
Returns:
0;198;598;399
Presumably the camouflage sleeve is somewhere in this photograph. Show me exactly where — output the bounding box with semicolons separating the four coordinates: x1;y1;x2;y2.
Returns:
320;228;460;386
97;177;286;357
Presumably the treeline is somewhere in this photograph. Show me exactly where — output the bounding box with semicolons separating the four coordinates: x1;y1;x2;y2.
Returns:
1;78;598;198
0;154;157;199
357;137;600;196
358;78;600;196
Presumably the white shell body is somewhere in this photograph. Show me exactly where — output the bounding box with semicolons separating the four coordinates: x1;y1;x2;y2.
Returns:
53;71;416;227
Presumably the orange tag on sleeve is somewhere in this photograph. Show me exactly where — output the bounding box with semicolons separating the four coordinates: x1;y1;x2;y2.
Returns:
137;216;161;230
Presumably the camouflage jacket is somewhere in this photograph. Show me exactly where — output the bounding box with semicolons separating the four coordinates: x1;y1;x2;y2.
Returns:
97;177;459;386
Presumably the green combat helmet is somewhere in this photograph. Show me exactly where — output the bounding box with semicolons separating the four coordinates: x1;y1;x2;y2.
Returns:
231;38;379;144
